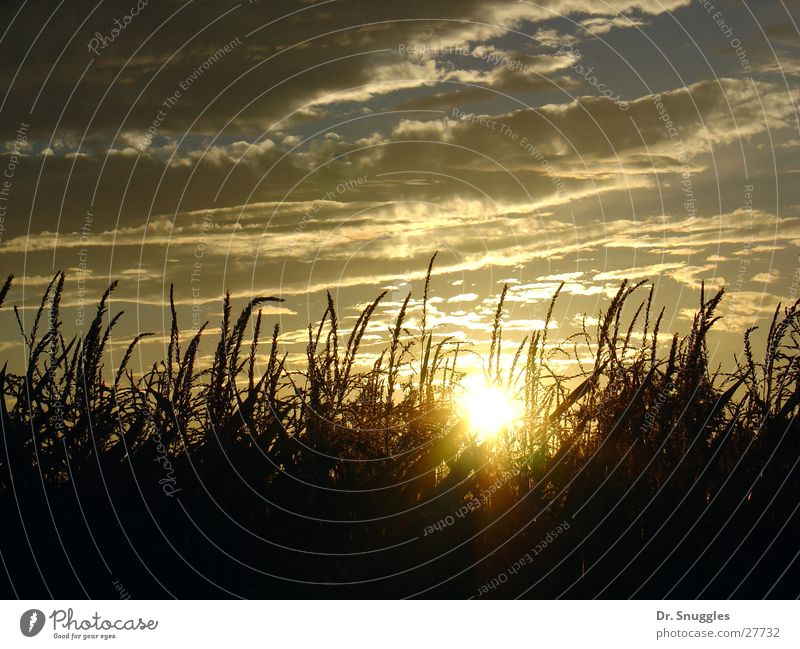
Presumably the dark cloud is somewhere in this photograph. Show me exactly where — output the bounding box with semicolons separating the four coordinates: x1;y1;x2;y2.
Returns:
0;0;797;370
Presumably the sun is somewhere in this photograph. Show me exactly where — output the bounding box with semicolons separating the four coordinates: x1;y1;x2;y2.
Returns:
458;374;523;443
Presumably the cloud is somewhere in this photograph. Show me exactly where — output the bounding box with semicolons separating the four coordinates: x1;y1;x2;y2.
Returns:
578;15;648;36
447;292;479;302
751;271;780;284
593;263;684;281
0;0;694;143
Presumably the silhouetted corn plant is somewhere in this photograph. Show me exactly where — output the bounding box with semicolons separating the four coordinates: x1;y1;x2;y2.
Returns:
0;260;797;599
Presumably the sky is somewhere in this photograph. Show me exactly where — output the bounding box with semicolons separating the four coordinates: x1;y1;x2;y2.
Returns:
0;0;798;374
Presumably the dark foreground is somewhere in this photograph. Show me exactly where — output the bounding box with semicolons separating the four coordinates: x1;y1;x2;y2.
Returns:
1;271;798;598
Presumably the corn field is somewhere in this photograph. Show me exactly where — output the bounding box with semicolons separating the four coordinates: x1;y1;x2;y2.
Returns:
0;258;798;598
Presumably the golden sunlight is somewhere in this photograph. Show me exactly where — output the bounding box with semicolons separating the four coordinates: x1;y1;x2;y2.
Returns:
458;375;523;443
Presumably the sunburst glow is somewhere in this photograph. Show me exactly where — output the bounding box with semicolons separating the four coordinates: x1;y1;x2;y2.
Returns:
458;375;523;443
